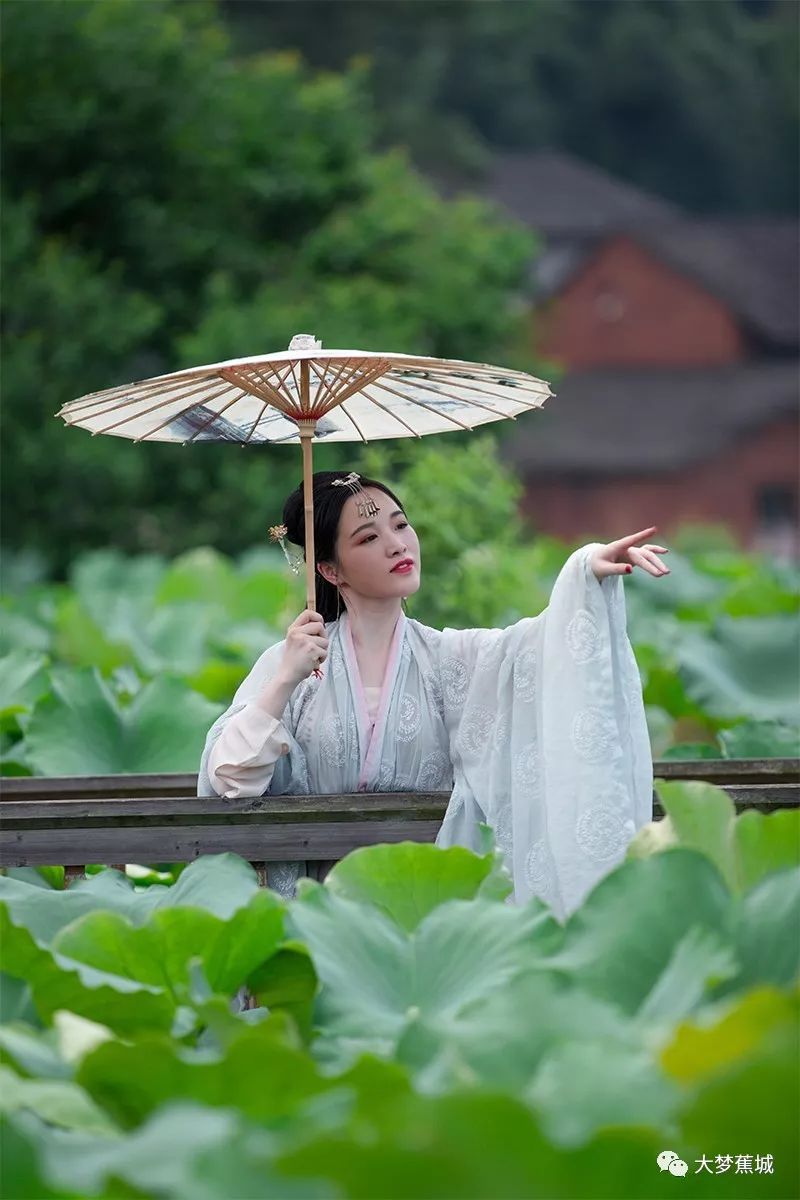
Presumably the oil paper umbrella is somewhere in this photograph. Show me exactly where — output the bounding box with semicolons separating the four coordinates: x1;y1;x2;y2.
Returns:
56;333;554;612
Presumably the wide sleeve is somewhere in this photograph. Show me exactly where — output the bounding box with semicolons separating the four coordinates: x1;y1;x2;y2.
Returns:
205;702;291;800
437;542;653;923
197;639;291;799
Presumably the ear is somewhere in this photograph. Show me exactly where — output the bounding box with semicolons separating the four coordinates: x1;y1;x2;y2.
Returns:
317;560;338;587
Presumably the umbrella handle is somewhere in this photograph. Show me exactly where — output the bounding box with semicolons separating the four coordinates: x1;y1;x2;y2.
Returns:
298;421;316;612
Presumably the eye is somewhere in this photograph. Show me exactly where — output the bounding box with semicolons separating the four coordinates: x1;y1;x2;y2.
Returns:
359;523;410;547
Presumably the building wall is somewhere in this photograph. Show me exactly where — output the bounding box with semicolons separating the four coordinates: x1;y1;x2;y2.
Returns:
518;415;800;559
537;235;747;368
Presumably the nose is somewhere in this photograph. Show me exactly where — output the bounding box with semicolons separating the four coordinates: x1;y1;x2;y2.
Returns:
387;533;407;556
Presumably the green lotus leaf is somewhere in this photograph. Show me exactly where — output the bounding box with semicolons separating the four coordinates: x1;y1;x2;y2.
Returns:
52;888;284;998
275;1089;673;1200
0;854;269;943
155;548;240;609
732;809;800;892
0;1113;75;1200
670;990;799;1200
247;942;318;1043
534;850;734;1016
720;719;800;758
0;1064;117;1135
0;904;174;1034
23;666;222;774
0;651;49;733
727;868;800;994
676;616;800;723
720;572;800;618
322;841;513;932
525;1037;680;1148
0;972;39;1026
652;780;800;894
76;1014;324;1128
0;1022;72;1080
288;884;555;1070
396;969;634;1093
659;741;723;760
38;1101;329;1200
187;659;249;703
52;594;132;673
661;985;799;1084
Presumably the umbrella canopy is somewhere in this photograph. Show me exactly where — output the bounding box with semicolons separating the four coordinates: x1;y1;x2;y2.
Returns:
57;334;554;610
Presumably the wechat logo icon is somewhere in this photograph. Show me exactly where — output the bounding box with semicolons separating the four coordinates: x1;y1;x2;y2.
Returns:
657;1150;689;1177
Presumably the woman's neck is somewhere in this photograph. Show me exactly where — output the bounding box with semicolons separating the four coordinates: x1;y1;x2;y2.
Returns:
346;600;402;649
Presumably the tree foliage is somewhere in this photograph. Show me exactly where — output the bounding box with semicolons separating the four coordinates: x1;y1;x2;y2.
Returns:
2;0;535;574
223;0;799;214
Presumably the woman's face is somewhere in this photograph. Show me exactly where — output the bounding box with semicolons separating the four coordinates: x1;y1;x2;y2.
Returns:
322;487;421;600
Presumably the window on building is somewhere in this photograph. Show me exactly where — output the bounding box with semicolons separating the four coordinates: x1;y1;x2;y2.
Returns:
756;484;797;526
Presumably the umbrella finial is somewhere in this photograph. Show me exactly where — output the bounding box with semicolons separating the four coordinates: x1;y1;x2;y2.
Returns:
289;333;322;352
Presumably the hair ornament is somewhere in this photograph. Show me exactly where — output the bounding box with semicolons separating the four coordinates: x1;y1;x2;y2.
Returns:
268;523;303;574
330;471;380;518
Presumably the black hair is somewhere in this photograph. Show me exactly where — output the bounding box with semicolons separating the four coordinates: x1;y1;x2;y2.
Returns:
282;470;407;622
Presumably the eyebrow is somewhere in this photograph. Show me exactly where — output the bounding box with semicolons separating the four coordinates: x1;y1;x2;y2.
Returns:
350;509;404;538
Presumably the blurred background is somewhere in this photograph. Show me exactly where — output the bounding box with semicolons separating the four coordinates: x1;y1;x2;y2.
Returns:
3;0;798;575
1;0;798;773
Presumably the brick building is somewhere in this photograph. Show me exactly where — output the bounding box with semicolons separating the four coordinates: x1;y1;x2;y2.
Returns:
440;151;799;561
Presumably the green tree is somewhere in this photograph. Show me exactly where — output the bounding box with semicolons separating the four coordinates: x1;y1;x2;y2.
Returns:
2;0;536;576
222;0;799;215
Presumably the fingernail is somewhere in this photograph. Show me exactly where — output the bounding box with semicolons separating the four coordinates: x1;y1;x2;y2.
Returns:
626;565;633;573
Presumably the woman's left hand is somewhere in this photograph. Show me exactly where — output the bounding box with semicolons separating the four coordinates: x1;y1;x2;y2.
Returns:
590;526;670;581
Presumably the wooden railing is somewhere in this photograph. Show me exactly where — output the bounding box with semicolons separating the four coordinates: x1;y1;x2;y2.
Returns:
2;759;797;887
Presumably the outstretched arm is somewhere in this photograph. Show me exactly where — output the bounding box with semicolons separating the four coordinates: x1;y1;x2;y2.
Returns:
590;525;670;582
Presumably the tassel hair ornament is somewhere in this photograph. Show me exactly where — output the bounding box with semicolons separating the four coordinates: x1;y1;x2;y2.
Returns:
268;524;303;574
331;471;380;518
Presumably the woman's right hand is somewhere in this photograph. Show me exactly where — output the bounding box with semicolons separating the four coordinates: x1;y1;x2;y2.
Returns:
278;609;329;686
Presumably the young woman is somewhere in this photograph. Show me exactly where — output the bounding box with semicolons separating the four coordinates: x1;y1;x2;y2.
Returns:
197;469;669;920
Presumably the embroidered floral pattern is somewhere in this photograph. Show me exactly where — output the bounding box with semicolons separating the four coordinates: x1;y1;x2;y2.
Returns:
571;706;617;763
493;712;510;750
417;750;451;790
319;712;357;767
524;838;553;888
458;705;495;754
440;655;469;705
267;860;303;898
566;608;602;664
396;693;422;742
513;648;537;702
513;742;540;788
575;800;636;861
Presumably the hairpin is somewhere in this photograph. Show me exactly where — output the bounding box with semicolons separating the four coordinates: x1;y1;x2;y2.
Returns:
330;471;380;518
268;524;303;574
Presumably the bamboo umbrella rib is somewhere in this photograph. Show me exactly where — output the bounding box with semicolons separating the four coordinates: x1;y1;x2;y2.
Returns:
62;371;219;417
327;360;376;410
251;359;299;405
88;377;234;436
395;373;518;421
419;365;548;395
410;367;546;400
238;367;295;413
422;361;544;384
220;367;295;418
286;359;302;407
312;357;355;411
241;397;272;446
412;370;548;406
323;360;373;411
336;400;369;443
355;389;423;438
369;378;475;432
322;360;393;410
133;385;249;443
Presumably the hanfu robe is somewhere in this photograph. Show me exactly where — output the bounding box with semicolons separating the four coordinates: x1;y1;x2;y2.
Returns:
197;543;653;922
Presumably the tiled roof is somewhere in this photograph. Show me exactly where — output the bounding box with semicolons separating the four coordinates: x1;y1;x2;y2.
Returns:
501;360;800;474
433;149;682;234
